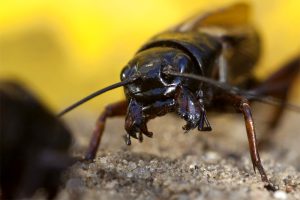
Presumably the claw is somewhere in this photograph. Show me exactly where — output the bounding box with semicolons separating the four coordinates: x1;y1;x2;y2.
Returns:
140;124;153;138
252;163;256;174
182;121;196;133
144;131;153;138
125;134;131;145
264;183;277;192
138;132;143;142
130;131;138;139
125;99;153;143
197;109;212;131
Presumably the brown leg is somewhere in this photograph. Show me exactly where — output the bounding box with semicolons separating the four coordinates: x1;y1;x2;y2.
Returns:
85;100;127;160
240;100;277;190
215;94;271;185
239;101;268;182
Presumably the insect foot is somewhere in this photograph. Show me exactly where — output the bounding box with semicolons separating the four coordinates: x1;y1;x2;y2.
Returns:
175;86;212;132
125;99;153;144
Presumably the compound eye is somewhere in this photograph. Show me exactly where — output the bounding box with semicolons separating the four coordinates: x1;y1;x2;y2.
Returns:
173;54;190;73
161;54;193;85
161;63;176;84
121;65;137;81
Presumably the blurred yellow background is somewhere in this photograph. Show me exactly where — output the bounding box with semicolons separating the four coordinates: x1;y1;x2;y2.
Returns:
0;0;299;114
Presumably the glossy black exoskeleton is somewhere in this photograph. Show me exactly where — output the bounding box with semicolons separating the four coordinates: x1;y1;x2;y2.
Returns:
120;33;223;137
58;3;300;189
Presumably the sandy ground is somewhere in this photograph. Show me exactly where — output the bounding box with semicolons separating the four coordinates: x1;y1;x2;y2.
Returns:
52;105;300;200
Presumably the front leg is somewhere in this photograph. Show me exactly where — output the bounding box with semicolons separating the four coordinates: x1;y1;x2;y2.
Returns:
125;99;153;145
125;98;176;144
175;86;211;132
85;100;127;160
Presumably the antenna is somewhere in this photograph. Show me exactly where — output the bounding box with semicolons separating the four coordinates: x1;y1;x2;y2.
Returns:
164;70;300;113
57;77;138;117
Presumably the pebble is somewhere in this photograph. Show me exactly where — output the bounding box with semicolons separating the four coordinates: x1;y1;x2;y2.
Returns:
273;191;287;200
99;157;107;164
138;160;145;166
203;151;220;162
189;164;199;171
136;167;151;179
127;172;133;178
128;162;137;170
